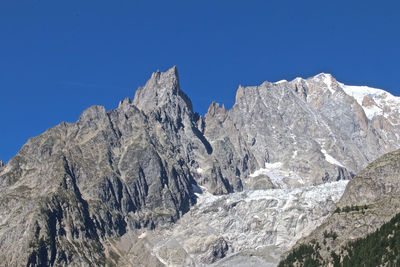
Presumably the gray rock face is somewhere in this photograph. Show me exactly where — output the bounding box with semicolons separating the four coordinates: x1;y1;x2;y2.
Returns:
132;66;249;195
0;66;399;266
0;159;3;167
0;68;203;266
204;73;400;189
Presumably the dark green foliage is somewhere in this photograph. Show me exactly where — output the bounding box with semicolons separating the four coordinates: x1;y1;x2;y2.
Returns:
278;242;323;267
330;251;340;267
323;230;338;240
281;211;400;266
341;212;400;266
334;205;368;214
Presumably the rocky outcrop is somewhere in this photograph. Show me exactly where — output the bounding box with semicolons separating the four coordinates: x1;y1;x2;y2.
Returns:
281;149;400;265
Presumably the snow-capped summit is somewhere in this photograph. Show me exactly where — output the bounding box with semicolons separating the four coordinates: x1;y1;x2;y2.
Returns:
340;82;400;122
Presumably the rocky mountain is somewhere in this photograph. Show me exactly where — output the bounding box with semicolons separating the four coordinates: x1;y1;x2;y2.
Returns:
0;67;207;266
280;148;400;266
0;66;399;266
204;73;400;190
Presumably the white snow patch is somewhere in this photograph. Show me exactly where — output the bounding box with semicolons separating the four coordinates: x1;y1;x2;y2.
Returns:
321;148;344;168
192;184;218;204
340;83;400;121
250;162;282;177
322;74;335;94
196;167;204;174
138;232;147;239
275;80;288;84
341;83;384;106
364;104;383;120
250;162;304;189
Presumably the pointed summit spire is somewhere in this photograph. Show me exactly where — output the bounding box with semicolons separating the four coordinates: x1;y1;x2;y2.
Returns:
132;66;193;115
206;102;227;118
148;65;179;85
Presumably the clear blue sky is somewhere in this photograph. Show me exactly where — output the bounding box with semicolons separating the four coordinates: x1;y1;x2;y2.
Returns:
1;0;399;162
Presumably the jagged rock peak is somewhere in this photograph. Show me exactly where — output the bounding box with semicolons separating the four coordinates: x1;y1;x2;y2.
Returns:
281;73;336;84
311;72;334;79
234;84;246;104
206;101;227;117
77;105;107;125
307;73;339;88
0;159;3;167
233;73;340;105
268;74;334;85
118;97;132;109
132;66;194;114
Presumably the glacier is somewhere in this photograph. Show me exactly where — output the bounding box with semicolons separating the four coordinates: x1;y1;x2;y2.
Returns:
131;180;350;266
